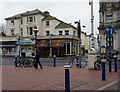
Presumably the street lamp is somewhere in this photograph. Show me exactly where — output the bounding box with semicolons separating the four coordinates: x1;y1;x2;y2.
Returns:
17;36;20;58
75;20;86;68
34;28;38;50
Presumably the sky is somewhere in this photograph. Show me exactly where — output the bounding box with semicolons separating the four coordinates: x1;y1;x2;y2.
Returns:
0;0;99;37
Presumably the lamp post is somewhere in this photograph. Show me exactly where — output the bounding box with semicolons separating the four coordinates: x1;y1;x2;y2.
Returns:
75;20;86;68
34;28;38;50
49;34;52;57
17;36;20;58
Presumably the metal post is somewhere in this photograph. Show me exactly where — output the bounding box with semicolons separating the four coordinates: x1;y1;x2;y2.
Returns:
76;55;79;67
114;55;117;72
101;59;106;81
109;60;112;72
54;55;56;67
50;34;52;57
109;36;112;72
64;64;70;92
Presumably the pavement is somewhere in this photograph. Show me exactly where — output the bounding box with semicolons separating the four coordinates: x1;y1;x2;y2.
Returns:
2;65;120;91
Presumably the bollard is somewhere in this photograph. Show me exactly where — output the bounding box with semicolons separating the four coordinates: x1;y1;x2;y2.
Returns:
118;58;120;70
114;55;117;72
101;59;106;81
15;56;18;67
33;56;36;67
54;55;56;67
76;55;79;67
109;59;112;72
64;64;70;92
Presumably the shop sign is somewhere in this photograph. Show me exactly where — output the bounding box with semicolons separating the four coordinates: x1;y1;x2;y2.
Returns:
16;40;35;45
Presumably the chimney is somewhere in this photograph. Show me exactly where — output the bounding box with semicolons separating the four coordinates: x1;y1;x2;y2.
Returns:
44;11;50;16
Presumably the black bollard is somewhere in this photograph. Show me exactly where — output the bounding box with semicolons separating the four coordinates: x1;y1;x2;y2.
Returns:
101;59;106;81
64;64;70;92
54;55;56;67
114;55;117;72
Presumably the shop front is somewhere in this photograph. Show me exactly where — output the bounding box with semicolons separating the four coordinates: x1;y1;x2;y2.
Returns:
19;38;35;57
0;41;17;56
37;36;79;57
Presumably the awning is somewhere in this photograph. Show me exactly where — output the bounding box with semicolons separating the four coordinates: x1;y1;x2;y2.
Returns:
50;43;64;47
37;43;48;47
0;45;16;48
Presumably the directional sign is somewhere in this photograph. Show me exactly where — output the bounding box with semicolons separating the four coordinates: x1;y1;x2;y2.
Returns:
105;26;115;36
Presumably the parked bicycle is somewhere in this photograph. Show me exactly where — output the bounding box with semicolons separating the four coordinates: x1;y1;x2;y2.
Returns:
94;55;109;70
69;58;87;68
14;56;33;67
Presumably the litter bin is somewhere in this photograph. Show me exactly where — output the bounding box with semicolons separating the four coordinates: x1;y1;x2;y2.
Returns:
88;48;97;69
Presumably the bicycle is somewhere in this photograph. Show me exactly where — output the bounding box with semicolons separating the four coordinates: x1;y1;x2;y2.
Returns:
14;57;33;67
94;55;109;70
69;58;87;68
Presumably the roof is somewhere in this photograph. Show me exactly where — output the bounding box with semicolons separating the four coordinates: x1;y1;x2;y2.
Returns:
55;22;72;29
5;9;45;20
42;15;55;21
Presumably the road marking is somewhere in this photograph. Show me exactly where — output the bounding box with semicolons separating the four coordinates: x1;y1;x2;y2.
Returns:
97;79;120;90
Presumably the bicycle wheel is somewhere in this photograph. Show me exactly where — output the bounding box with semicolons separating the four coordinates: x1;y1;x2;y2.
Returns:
94;61;101;70
14;59;20;67
28;60;33;67
81;61;87;68
23;60;29;67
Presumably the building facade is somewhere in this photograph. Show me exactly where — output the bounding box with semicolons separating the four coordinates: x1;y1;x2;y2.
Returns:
3;9;90;57
98;1;120;51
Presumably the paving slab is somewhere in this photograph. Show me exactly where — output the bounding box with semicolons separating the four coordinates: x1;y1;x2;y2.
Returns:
2;66;120;91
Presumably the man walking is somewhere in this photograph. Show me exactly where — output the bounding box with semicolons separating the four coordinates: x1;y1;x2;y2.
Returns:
35;49;42;69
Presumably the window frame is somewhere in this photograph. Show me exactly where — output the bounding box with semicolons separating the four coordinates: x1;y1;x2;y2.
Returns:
46;21;50;26
59;31;63;35
65;30;69;35
46;31;50;36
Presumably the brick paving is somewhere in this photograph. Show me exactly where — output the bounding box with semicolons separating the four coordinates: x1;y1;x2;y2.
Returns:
2;66;120;91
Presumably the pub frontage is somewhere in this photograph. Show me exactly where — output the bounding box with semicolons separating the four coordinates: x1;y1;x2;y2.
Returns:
37;35;79;57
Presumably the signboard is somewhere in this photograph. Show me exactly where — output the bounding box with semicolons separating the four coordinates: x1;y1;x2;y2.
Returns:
100;46;107;55
105;26;115;36
16;40;35;45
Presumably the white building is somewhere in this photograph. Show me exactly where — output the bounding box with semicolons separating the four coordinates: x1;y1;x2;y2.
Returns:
3;9;90;57
98;2;120;52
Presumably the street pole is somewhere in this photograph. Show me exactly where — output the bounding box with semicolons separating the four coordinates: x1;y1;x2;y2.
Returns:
78;20;81;68
50;34;52;57
17;36;20;58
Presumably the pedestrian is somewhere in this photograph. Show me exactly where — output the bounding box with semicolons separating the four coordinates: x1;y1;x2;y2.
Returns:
35;49;42;69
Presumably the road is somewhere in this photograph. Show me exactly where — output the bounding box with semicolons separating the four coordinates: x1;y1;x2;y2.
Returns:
0;55;88;66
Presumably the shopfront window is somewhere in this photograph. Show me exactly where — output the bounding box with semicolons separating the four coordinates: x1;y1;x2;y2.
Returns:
67;43;70;54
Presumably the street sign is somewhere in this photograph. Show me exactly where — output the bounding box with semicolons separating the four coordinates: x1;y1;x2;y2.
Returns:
105;26;115;36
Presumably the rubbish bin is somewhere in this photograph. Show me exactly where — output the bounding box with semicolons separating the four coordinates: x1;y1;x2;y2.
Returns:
88;48;97;69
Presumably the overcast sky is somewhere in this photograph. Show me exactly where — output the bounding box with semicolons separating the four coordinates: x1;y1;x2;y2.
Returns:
0;0;99;36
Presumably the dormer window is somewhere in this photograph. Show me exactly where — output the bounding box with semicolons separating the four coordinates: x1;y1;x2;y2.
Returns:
59;31;63;35
11;20;14;26
11;30;14;36
46;21;49;26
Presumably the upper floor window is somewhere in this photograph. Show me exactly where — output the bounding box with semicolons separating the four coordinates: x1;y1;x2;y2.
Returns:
34;16;35;22
29;17;33;22
46;21;49;26
46;31;49;36
59;31;63;35
21;19;23;24
73;31;76;36
65;30;69;35
106;15;112;26
29;27;33;35
21;29;23;36
11;20;14;26
11;30;14;36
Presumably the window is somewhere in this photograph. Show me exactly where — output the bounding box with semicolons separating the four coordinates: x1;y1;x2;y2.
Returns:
34;16;35;22
21;19;23;24
106;15;112;26
73;31;76;36
67;43;70;54
11;20;14;26
11;30;14;36
106;36;114;50
27;17;28;22
46;31;49;36
21;29;23;36
65;30;69;35
29;17;33;22
46;21;49;26
59;31;63;35
29;27;33;35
